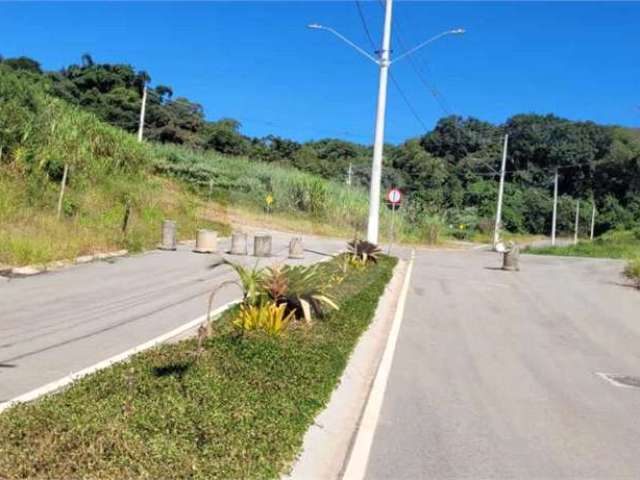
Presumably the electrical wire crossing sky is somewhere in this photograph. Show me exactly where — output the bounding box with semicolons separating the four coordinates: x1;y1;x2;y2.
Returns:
1;1;638;143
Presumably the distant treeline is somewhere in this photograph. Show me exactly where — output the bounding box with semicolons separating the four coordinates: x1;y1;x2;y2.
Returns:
2;54;639;236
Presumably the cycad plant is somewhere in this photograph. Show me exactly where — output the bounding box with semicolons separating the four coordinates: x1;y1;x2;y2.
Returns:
347;239;382;265
261;264;339;322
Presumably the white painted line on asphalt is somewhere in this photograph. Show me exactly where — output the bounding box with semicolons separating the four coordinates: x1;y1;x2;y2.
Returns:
342;250;415;480
0;299;240;414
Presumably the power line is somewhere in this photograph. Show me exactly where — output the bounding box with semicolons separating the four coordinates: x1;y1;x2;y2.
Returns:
354;0;429;131
377;0;454;116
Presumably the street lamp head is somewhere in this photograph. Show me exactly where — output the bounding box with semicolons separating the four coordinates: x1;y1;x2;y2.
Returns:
307;23;323;30
450;28;465;35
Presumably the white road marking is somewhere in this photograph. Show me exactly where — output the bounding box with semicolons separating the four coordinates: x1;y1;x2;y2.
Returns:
0;300;240;414
342;250;415;480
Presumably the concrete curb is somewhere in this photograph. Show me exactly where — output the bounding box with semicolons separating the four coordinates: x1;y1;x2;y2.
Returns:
285;256;411;480
0;299;239;414
5;249;129;278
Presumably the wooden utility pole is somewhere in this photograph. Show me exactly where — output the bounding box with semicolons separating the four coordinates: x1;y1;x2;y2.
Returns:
551;168;559;246
493;134;509;248
56;163;69;220
590;200;596;240
574;200;580;245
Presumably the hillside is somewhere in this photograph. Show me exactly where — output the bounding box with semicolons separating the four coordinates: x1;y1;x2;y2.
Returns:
0;66;229;267
2;53;640;266
0;66;407;267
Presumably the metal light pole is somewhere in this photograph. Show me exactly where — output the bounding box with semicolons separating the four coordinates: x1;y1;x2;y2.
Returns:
308;9;464;244
551;168;559;246
137;83;148;143
493;134;509;248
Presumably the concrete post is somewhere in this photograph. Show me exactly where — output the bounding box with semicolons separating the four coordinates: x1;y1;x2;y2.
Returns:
194;229;217;253
230;232;248;255
502;244;520;271
254;234;272;257
288;237;304;259
160;220;177;250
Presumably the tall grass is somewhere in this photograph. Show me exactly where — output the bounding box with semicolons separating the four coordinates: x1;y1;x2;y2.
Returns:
525;228;640;259
153;144;441;243
0;67;228;266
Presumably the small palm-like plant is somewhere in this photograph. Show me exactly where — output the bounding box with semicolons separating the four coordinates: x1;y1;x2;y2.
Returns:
263;264;338;322
347;239;382;265
233;301;295;336
225;260;264;306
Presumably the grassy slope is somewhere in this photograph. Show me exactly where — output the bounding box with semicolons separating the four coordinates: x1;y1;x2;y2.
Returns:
153;144;438;244
0;68;231;267
0;255;397;479
525;229;640;259
0;66;433;267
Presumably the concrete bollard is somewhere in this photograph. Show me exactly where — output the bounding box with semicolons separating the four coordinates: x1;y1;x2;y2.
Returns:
230;232;248;255
254;234;272;257
502;244;520;271
288;237;304;259
194;229;217;253
160;220;177;251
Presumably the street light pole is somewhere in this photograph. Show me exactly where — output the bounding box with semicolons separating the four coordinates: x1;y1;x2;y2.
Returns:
367;0;393;245
308;12;463;244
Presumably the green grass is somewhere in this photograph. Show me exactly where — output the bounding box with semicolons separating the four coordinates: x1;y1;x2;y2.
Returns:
624;257;640;288
153;144;441;244
0;174;230;266
0;66;230;267
525;229;640;259
0;255;397;479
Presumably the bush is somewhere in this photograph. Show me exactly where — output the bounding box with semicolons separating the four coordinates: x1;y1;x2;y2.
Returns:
624;258;640;288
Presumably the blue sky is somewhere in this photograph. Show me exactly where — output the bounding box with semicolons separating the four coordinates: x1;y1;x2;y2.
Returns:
1;1;639;144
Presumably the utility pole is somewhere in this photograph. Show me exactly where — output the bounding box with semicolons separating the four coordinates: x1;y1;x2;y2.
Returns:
551;168;559;246
347;162;353;187
590;199;596;240
137;83;148;143
56;163;69;220
308;12;463;245
492;134;509;248
366;0;393;245
574;199;580;245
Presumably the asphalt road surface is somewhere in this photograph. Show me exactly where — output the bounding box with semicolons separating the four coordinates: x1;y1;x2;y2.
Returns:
0;231;344;402
365;249;640;479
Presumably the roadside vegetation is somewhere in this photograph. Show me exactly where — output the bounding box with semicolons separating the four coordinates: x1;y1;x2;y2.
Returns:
3;53;640;251
0;65;229;266
0;250;397;479
525;229;640;259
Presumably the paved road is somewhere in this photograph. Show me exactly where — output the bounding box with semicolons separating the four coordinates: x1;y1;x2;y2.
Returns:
0;231;344;402
365;250;640;479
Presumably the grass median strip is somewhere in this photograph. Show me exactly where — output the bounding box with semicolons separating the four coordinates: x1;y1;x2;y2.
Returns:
0;255;397;479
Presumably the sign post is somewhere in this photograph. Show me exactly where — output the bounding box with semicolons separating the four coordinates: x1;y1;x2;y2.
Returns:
386;188;402;253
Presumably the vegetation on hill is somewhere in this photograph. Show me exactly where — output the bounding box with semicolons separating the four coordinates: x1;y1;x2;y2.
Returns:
2;52;640;250
0;254;397;479
0;65;228;266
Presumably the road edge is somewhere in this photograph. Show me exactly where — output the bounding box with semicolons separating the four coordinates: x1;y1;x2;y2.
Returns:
285;251;415;480
0;300;240;414
341;249;415;480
